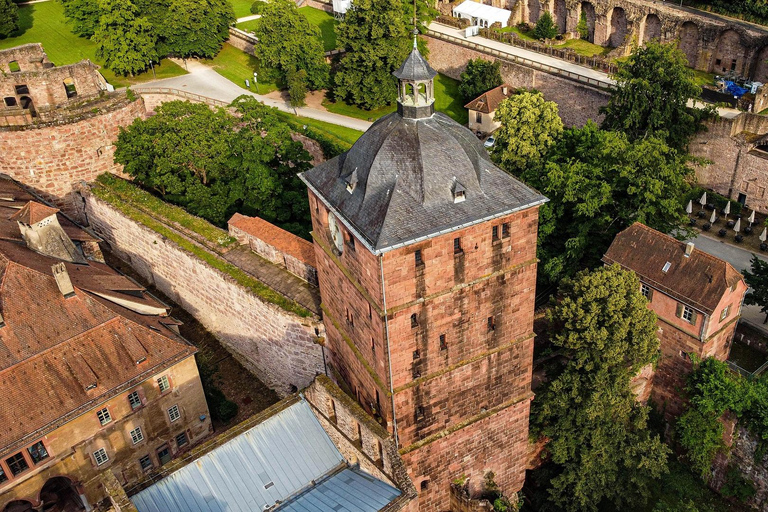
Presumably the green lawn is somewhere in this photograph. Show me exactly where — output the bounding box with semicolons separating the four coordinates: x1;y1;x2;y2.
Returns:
322;74;467;124
498;26;537;42
0;1;186;88
692;69;717;88
203;43;280;94
229;0;255;19
299;6;338;52
554;38;611;58
282;113;364;146
236;19;259;32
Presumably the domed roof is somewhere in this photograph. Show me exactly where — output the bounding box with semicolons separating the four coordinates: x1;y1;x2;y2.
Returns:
299;111;547;253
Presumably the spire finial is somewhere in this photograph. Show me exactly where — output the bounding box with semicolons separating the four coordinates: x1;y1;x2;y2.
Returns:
412;0;417;49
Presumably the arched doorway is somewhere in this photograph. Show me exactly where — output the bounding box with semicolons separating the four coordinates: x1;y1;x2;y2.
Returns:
19;96;36;118
3;501;34;512
553;0;566;33
642;13;661;45
39;477;85;512
710;29;743;74
580;2;596;43
678;21;699;67
528;0;541;24
608;7;627;47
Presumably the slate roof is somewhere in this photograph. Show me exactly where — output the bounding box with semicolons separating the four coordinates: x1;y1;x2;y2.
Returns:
300;111;547;253
602;223;744;315
464;84;515;114
392;47;437;82
228;213;316;267
132;400;401;512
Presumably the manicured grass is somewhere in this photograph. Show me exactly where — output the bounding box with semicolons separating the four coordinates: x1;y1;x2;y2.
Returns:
554;38;611;57
0;1;186;88
229;0;255;19
322;74;468;124
287;114;364;146
692;69;717;88
203;43;280;94
299;6;338;52
498;26;537;42
236;19;259;32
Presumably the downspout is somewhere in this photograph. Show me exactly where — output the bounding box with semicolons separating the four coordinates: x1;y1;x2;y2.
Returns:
380;255;399;449
700;313;709;342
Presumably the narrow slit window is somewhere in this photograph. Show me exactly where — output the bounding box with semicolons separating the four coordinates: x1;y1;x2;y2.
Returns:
439;334;447;351
454;237;462;254
492;225;499;240
487;316;495;332
415;249;423;266
410;313;418;328
502;223;510;238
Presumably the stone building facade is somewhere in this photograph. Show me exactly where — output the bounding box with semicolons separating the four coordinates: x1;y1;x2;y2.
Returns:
603;223;748;419
300;47;546;510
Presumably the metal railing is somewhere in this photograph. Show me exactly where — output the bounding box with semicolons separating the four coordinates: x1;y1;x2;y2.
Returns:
132;87;230;107
427;28;615;91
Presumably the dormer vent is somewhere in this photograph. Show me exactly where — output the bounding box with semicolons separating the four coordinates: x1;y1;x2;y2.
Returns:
502;86;508;95
452;180;466;203
662;261;671;273
345;168;358;194
685;242;694;258
52;263;75;298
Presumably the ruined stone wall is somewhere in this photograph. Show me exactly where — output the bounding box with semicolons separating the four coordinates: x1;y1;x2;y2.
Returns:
711;424;768;510
424;35;609;126
0;95;143;218
227;29;258;56
0;43;50;72
81;191;325;397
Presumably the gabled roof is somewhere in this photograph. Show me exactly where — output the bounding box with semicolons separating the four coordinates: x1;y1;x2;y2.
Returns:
602;223;744;314
464;84;515;114
228;213;316;267
392;47;437;82
9;201;59;225
132;400;401;512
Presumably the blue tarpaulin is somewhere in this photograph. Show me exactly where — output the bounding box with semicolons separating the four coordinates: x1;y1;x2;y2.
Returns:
723;80;749;98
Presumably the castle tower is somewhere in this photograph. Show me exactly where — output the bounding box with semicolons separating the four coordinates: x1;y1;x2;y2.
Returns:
299;47;547;510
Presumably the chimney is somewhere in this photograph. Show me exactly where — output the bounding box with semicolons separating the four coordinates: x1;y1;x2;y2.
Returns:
502;85;508;95
52;263;75;298
685;242;695;258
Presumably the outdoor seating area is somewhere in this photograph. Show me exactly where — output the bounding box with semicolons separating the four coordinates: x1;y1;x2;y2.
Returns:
687;192;768;252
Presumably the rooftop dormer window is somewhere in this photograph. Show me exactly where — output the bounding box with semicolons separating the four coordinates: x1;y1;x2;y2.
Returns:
345;168;358;194
452;180;466;203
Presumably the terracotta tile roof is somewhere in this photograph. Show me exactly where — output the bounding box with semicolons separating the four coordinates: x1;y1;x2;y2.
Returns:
464;84;515;114
0;238;194;452
602;223;744;315
228;213;316;267
9;201;59;225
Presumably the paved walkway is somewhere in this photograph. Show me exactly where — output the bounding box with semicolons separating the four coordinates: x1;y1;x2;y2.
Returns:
132;58;372;132
236;14;261;23
687;231;768;334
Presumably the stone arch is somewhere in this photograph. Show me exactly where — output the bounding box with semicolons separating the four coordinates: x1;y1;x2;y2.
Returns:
751;46;768;82
553;0;567;33
19;96;36;117
580;1;596;43
641;13;661;45
39;476;86;511
710;29;744;74
2;501;34;512
678;21;699;67
528;0;541;24
608;7;627;47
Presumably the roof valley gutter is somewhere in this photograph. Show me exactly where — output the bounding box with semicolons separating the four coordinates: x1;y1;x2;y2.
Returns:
380;255;399;449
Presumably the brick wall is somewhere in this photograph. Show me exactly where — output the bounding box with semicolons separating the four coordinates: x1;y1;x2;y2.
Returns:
0;95;143;218
81;191;326;397
424;36;609;127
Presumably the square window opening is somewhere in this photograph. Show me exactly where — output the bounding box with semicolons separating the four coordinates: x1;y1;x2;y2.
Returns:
176;432;189;448
93;448;109;466
128;390;142;410
157;375;170;393
97;407;112;426
168;405;181;423
6;453;29;476
139;455;153;472
27;441;49;464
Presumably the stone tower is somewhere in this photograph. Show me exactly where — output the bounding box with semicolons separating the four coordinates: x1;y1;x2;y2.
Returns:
299;47;547;510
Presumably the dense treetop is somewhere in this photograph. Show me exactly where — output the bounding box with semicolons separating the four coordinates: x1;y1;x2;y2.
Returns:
458;58;503;103
0;0;19;38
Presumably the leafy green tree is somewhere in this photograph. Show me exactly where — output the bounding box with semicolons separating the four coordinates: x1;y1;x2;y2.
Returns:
158;0;234;58
60;0;101;37
458;58;503;102
533;11;558;40
744;255;768;323
93;0;156;76
601;41;712;152
516;121;692;285
0;0;19;38
252;0;329;102
113;98;312;233
492;91;562;174
250;0;267;14
533;264;669;512
334;0;411;110
287;69;309;107
576;10;589;40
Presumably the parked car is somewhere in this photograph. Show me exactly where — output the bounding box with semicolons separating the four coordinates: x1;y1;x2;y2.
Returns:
483;136;495;148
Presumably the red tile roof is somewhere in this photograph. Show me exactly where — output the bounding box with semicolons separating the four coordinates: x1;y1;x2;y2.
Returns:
229;213;316;267
602;223;743;314
9;201;59;225
464;84;515;114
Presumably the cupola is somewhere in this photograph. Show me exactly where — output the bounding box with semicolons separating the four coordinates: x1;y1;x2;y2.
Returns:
393;31;438;119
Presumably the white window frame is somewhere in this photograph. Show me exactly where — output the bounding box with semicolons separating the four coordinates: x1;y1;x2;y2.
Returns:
97;407;112;426
168;405;181;423
720;305;731;321
157;375;170;393
682;305;695;323
130;427;144;445
93;448;109;466
128;391;142;410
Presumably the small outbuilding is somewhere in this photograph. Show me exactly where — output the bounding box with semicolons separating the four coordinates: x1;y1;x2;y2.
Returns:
465;83;515;135
452;0;512;28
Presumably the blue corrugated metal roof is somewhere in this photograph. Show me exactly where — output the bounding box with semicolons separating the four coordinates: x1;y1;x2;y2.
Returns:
133;400;377;512
278;466;401;512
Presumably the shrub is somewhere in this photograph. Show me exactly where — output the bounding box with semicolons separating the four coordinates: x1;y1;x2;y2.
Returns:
250;0;267;13
720;467;756;503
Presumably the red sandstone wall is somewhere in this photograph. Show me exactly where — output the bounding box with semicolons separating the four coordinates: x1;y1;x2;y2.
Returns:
0;97;144;218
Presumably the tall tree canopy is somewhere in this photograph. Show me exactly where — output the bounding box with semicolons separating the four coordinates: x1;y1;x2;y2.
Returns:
744;254;768;323
600;41;710;152
491;91;563;174
60;0;100;37
252;0;329;106
113;98;311;235
333;0;412;110
458;58;503;102
158;0;234;58
0;0;19;38
514;121;692;285
93;0;157;77
533;264;669;511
